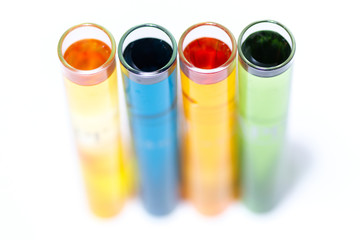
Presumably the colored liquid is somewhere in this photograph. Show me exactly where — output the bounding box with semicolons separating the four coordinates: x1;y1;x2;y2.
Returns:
63;39;130;218
123;38;172;72
181;70;236;215
241;30;291;68
183;37;231;69
121;37;178;215
181;37;235;215
238;31;293;212
64;39;111;70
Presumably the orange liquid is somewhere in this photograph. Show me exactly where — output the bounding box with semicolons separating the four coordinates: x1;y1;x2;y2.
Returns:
64;39;111;70
181;37;236;215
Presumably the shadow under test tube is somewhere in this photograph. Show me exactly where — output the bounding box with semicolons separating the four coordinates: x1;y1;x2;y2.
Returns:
237;20;296;212
58;23;127;217
178;22;237;215
118;24;179;216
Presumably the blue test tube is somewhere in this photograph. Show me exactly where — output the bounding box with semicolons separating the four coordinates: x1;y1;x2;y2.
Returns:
118;23;178;216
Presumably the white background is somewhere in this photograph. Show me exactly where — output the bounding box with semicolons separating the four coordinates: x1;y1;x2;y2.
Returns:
1;0;359;239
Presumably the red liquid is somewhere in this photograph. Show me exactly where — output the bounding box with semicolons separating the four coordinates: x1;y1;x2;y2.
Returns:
183;37;231;69
64;39;111;70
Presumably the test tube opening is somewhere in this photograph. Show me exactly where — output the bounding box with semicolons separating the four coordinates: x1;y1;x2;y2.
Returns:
178;22;237;84
238;20;296;77
58;23;116;73
58;23;117;85
118;24;177;76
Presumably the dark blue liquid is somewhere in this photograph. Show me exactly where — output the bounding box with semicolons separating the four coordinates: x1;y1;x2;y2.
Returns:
123;38;172;72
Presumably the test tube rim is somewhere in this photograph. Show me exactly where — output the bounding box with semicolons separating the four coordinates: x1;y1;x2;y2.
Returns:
178;21;237;75
57;22;117;77
118;23;178;78
237;19;296;77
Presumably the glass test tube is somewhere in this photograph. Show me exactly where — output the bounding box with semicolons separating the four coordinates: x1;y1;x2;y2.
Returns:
178;22;237;215
58;23;127;217
118;24;178;216
237;20;296;212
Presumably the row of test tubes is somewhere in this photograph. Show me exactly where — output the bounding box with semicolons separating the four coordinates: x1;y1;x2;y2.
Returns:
57;20;296;217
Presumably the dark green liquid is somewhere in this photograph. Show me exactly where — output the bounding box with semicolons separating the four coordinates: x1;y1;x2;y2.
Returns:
242;30;291;68
123;38;172;72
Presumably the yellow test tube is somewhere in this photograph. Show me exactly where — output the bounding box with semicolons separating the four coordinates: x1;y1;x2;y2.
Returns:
58;23;131;217
178;22;238;215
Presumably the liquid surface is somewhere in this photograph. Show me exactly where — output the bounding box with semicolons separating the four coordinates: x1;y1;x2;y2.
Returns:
123;38;173;72
64;39;111;70
183;37;231;69
241;30;291;68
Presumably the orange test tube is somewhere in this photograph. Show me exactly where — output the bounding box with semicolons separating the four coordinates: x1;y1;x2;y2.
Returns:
178;22;237;215
58;23;129;217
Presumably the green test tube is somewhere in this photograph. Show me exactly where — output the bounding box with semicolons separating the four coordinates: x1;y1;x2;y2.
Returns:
237;20;296;212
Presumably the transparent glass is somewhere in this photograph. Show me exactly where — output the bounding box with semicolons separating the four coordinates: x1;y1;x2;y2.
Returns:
237;20;296;212
58;23;130;218
178;22;237;216
118;23;179;216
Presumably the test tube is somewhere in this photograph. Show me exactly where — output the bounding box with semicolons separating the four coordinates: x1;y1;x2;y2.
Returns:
178;22;237;215
118;24;178;216
58;23;127;217
237;20;296;212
